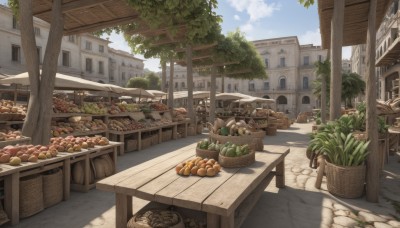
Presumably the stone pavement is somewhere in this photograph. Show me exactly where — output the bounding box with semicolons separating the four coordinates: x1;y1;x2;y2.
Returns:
8;123;400;228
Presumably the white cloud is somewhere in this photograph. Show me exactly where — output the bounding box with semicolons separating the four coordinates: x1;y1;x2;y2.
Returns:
298;28;321;46
342;47;351;60
102;32;161;72
228;0;280;22
240;22;254;33
234;15;241;21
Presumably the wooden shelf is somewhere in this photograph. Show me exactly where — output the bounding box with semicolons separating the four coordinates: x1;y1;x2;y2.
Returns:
0;137;31;148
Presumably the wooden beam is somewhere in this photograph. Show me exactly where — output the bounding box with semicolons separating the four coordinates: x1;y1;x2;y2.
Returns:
34;0;112;16
150;38;185;47
176;42;217;53
64;15;139;35
66;14;85;26
99;3;117;18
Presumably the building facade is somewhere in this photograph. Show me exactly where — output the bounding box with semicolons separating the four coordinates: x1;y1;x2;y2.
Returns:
0;4;144;86
341;59;352;73
351;44;367;78
161;36;328;118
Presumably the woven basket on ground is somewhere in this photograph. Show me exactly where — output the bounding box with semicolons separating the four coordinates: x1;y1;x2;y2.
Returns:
20;175;44;218
43;169;63;208
250;130;265;151
72;161;94;184
127;209;184;228
218;150;255;168
209;132;255;150
325;161;366;198
266;126;277;136
101;154;114;177
195;148;218;160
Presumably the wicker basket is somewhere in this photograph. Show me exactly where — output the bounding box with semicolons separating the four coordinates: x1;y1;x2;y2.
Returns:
127;209;184;228
20;175;44;218
162;130;172;142
325;161;366;198
0;114;13;121
209;132;256;150
218;150;255;168
43;169;63;208
195;148;219;160
266;126;277;136
250;131;265;151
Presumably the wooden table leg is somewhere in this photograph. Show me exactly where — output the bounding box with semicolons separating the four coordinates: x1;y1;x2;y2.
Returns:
220;214;234;228
207;213;220;228
4;172;19;225
84;154;90;192
276;159;285;188
115;193;132;228
63;158;71;200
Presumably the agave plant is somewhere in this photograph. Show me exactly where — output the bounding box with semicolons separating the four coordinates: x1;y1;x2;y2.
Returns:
310;131;370;166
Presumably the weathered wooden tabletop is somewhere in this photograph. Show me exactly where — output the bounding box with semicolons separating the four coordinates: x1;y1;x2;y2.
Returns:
97;144;289;228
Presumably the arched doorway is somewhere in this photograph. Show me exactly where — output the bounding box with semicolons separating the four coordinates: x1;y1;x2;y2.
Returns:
302;96;310;104
263;95;270;99
276;95;287;112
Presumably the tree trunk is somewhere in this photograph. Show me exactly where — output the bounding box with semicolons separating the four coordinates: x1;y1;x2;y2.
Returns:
320;76;327;124
365;0;379;203
161;60;166;92
168;59;174;109
209;66;217;123
221;74;225;93
329;0;344;121
186;45;195;125
20;0;64;145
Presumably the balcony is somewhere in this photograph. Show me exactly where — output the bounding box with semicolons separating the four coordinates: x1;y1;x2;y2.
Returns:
376;36;400;66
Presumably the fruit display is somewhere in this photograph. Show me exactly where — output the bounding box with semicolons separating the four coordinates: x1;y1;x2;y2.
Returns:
0;100;27;120
150;103;169;111
117;102;141;112
51;119;107;137
50;135;110;153
173;108;187;121
82;102;107;115
250;108;269;117
108;118;145;131
0;128;23;141
108;104;123;115
0;144;58;165
247;118;268;128
196;139;214;150
175;157;221;177
53;97;82;113
209;118;255;136
218;142;250;157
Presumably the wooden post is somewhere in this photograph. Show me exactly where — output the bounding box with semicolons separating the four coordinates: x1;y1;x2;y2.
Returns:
161;60;167;92
329;0;345;121
221;74;225;93
365;0;379;203
186;45;195;125
168;58;174;109
209;66;217;123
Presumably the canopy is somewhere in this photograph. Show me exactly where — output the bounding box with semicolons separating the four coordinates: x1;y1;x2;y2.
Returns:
114;87;154;98
147;90;167;97
235;97;275;104
0;72;110;91
173;91;213;99
215;93;250;100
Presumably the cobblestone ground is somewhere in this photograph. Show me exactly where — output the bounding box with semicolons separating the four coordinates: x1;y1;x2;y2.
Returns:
242;122;400;228
9;123;400;228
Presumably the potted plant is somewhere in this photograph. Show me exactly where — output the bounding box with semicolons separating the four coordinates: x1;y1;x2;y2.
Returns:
310;130;370;198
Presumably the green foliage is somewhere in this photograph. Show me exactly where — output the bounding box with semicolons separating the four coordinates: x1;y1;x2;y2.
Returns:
298;0;315;8
342;73;365;108
8;0;18;17
378;116;389;134
145;72;161;90
126;77;149;89
310;131;370;166
356;102;366;114
316;118;321;125
313;59;331;101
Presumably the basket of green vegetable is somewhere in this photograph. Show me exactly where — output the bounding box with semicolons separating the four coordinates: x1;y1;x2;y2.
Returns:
218;142;255;168
196;139;219;160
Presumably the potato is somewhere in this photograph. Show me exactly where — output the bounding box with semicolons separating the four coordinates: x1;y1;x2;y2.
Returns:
175;164;183;173
191;166;199;175
213;164;221;172
197;168;206;177
28;155;38;163
206;168;216;177
0;154;10;163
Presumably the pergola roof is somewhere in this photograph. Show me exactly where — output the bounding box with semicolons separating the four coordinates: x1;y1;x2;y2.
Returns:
318;0;391;49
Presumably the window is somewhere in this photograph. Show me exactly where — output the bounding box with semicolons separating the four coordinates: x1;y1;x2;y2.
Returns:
109;70;115;82
280;57;286;67
207;82;211;88
264;58;269;68
34;27;41;36
68;35;75;43
279;77;286;89
85;58;93;72
277;96;287;105
12;15;19;29
11;44;21;62
98;61;104;74
62;51;70;67
227;84;231;92
248;83;255;91
85;41;92;50
303;77;309;89
175;75;178;78
175;82;178;88
303;56;309;65
121;62;125;66
302;96;310;104
182;74;185;78
234;84;238;91
36;47;41;63
181;82;185;88
318;55;323;62
121;72;126;81
99;45;104;53
264;82;269;90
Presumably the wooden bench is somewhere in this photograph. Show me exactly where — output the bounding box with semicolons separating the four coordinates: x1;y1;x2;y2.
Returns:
97;144;289;228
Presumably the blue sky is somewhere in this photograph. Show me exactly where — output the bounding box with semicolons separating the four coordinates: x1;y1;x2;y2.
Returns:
0;0;351;72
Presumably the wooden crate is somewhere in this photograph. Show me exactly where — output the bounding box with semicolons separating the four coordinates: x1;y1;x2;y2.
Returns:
141;136;152;149
161;130;172;142
125;139;138;152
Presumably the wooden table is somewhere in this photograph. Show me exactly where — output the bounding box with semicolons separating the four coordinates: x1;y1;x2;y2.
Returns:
97;144;289;228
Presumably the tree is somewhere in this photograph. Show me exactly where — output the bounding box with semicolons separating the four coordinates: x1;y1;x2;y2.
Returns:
126;77;149;89
313;59;330;123
298;0;315;8
145;72;160;90
341;72;365;108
